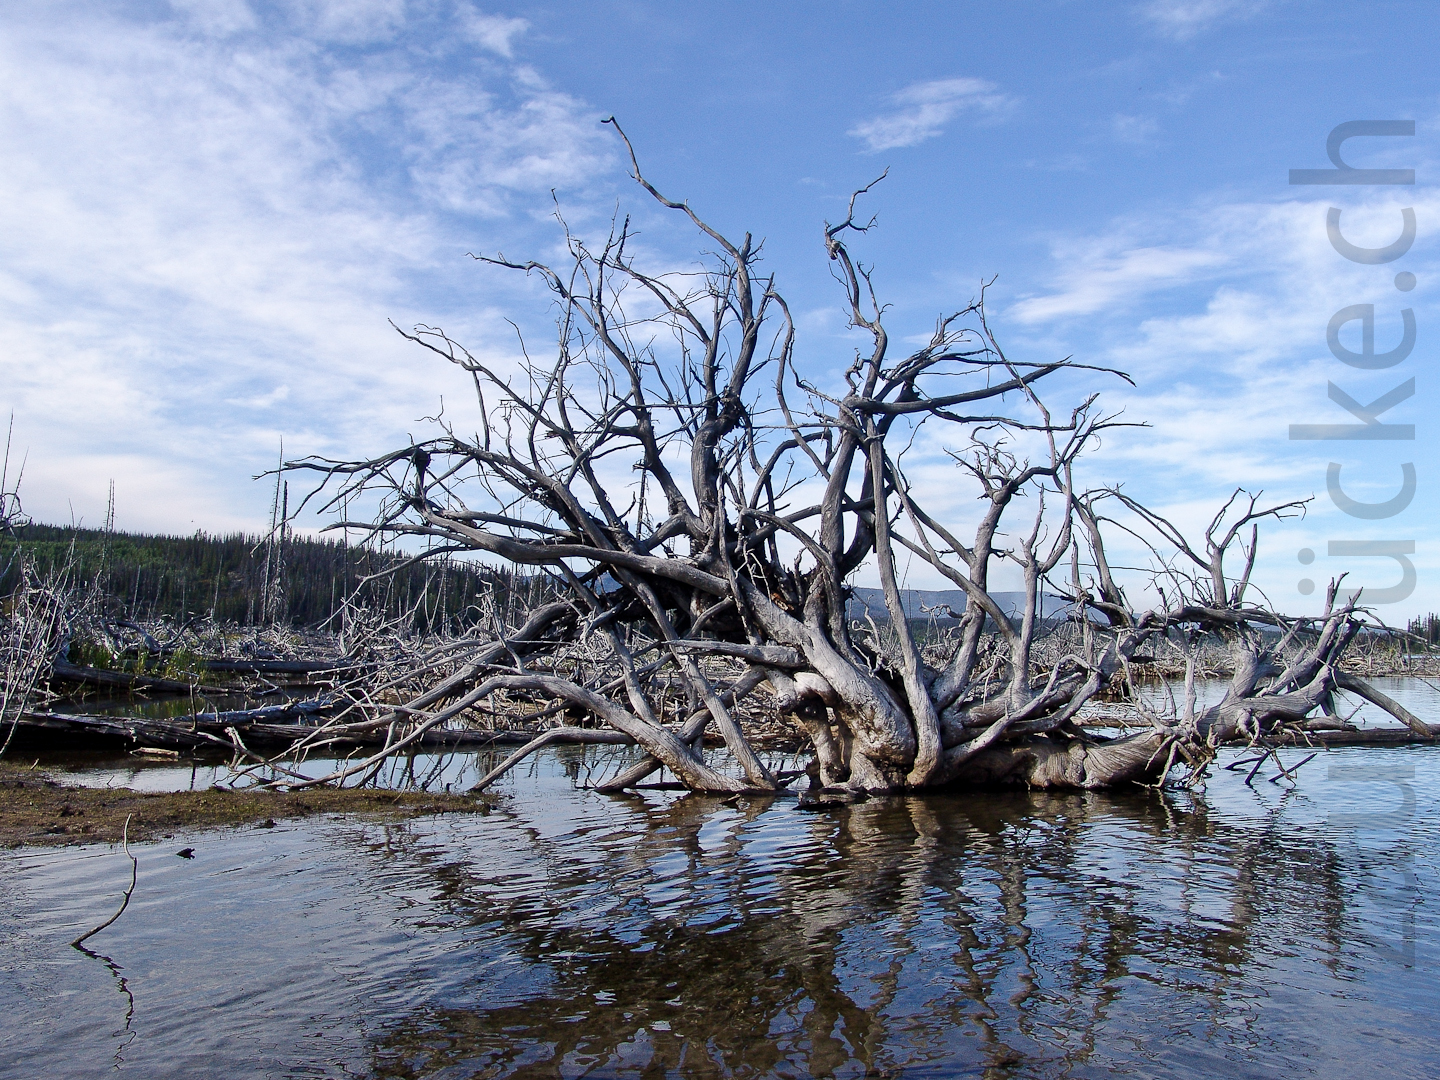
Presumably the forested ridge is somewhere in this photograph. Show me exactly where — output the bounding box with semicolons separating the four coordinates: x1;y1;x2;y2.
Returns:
0;523;498;629
1408;612;1440;645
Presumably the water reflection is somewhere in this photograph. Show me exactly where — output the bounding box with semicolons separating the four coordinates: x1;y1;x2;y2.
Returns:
3;749;1437;1079
353;756;1438;1078
71;943;139;1069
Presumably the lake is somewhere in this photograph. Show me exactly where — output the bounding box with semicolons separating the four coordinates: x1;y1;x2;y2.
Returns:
3;735;1438;1078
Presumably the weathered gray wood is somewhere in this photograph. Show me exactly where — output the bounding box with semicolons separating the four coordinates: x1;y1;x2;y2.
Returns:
1264;726;1438;747
50;659;228;695
11;708;621;754
202;658;368;676
1334;671;1433;736
267;137;1438;795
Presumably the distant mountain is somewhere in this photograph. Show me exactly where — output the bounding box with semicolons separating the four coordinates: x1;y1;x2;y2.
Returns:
846;587;1077;624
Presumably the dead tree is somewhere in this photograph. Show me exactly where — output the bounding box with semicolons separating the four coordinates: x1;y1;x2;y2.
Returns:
289;122;1424;795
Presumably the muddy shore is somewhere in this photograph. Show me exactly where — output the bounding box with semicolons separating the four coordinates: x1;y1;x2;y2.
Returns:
0;761;490;849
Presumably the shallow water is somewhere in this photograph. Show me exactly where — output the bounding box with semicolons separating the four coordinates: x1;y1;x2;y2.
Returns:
3;744;1439;1078
28;741;633;793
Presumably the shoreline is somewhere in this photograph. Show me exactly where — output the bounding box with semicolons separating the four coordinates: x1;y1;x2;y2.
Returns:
0;761;489;849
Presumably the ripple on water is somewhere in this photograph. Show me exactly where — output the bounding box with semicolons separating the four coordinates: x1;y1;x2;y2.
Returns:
2;747;1440;1078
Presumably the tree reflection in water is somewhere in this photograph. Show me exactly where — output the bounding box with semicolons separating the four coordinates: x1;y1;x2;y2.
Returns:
359;766;1419;1079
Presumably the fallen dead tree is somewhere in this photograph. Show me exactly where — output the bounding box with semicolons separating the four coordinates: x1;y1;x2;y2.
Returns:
14;701;341;754
11;705;632;757
201;658;369;676
45;655;370;696
257;123;1431;795
48;659;233;696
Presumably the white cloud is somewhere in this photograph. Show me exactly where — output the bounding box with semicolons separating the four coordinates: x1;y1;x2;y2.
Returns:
1111;113;1160;145
459;7;529;57
1139;0;1265;41
293;0;407;44
0;4;615;533
998;189;1439;612
1013;194;1434;340
229;385;292;410
848;77;1013;152
1011;244;1228;323
402;71;603;213
168;0;257;37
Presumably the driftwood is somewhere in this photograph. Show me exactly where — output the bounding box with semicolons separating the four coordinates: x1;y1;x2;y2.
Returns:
14;703;1436;771
50;659;230;696
1264;726;1440;747
201;658;369;677
70;814;137;949
48;657;364;695
263;125;1431;796
1333;671;1431;735
16;707;332;753
11;705;640;757
1;551;71;753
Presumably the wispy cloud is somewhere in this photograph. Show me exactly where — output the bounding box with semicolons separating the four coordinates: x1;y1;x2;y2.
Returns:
293;0;408;44
848;77;1013;152
1011;244;1228;323
998;189;1439;610
1111;113;1160;145
1139;0;1265;41
168;0;258;37
458;6;530;57
0;4;614;531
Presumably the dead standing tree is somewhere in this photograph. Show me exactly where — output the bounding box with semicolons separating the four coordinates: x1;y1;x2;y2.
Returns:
289;123;1425;795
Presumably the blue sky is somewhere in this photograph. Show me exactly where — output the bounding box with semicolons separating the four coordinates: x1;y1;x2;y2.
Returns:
2;0;1437;615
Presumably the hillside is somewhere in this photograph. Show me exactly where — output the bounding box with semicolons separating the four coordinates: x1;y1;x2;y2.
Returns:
0;523;503;629
846;587;1076;624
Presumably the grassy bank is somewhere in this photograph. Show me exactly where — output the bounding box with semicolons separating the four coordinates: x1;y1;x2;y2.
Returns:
0;760;491;848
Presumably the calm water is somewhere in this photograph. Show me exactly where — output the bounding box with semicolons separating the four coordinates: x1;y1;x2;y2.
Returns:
3;742;1439;1079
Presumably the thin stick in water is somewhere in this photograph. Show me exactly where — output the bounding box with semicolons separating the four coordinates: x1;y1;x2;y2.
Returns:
71;814;138;949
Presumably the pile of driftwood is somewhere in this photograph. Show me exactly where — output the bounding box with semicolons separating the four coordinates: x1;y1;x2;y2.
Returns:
1;580;800;791
15;704;595;755
5;590;1438;798
3;511;1439;797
